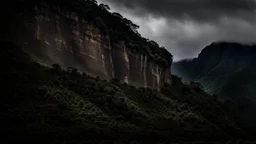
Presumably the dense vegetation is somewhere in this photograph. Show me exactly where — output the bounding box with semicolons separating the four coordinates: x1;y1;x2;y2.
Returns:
13;0;172;67
2;41;253;143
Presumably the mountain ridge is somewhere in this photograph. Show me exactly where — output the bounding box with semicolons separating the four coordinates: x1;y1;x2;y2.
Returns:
172;41;256;132
172;41;256;99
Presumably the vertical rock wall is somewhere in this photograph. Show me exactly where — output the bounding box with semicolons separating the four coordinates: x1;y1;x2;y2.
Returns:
2;3;172;89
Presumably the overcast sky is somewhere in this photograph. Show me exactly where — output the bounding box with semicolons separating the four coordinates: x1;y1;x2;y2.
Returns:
97;0;256;61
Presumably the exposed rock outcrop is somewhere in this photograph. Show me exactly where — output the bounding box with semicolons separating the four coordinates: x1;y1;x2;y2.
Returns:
1;1;172;89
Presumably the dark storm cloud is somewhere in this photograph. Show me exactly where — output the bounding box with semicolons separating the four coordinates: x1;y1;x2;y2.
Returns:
103;0;256;22
98;0;256;61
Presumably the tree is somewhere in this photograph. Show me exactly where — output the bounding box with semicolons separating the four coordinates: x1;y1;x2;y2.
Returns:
104;86;115;94
112;12;123;19
130;23;139;30
85;0;97;4
149;40;159;47
99;4;110;11
52;64;61;71
213;94;218;101
110;78;120;84
190;82;203;89
67;67;78;75
122;18;140;33
160;46;166;50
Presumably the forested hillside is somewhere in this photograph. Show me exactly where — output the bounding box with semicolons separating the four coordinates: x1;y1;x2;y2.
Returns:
2;41;251;143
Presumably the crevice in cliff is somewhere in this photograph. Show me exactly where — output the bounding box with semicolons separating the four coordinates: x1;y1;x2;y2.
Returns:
143;55;148;88
123;44;130;84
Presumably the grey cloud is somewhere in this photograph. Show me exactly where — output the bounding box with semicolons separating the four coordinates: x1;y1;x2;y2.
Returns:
98;0;256;61
102;0;256;22
164;18;256;60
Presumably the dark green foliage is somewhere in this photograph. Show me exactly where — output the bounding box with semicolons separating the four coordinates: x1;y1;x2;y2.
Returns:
67;67;78;75
190;81;204;92
52;64;61;71
99;4;110;11
2;42;252;143
110;78;121;84
213;94;218;101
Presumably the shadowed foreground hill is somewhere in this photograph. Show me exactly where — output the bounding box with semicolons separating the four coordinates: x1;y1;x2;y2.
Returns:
2;41;253;143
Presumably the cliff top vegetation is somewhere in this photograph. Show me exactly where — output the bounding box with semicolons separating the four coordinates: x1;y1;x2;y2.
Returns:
15;0;173;67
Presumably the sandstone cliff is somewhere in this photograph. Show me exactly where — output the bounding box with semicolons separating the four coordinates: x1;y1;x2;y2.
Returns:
2;0;172;89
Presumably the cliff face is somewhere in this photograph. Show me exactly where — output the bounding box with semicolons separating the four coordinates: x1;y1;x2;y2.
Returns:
2;1;171;89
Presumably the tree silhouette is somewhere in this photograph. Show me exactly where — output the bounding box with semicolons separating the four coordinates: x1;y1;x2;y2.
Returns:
112;12;123;19
99;4;110;11
85;0;97;4
52;64;61;71
122;18;139;30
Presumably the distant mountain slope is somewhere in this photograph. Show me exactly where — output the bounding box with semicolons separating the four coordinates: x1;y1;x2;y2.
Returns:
172;42;256;131
172;42;256;102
